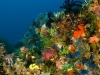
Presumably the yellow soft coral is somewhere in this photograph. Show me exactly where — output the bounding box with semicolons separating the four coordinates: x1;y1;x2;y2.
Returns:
29;64;39;70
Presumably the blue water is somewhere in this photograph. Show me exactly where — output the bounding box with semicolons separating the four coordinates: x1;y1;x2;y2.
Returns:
0;0;64;44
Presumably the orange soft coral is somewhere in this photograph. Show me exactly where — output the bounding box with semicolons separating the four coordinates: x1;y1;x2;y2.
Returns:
72;25;85;40
89;35;99;43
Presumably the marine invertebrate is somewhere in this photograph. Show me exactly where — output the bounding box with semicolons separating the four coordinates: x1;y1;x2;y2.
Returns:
59;0;83;27
40;24;50;35
93;0;99;5
89;35;99;43
62;62;74;71
51;17;73;40
72;25;85;41
56;59;64;69
29;63;39;70
46;11;54;28
42;49;57;61
60;0;83;14
2;0;100;74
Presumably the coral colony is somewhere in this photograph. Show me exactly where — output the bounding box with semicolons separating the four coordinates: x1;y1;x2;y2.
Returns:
1;0;100;75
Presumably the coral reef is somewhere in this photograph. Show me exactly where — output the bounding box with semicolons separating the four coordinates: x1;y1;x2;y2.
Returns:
1;0;100;75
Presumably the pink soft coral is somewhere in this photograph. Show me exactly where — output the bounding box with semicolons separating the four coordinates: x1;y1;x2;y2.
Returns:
42;49;57;61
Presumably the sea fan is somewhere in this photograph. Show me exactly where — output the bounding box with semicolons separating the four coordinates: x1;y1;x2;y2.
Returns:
60;0;83;14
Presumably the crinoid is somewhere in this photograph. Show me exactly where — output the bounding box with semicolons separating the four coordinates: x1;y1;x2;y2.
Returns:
60;0;83;15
